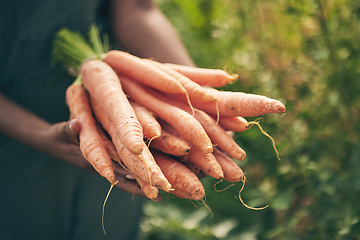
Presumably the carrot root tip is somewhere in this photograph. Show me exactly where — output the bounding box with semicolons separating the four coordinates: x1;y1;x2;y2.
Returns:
248;121;280;161
214;179;235;192
238;176;269;211
102;180;119;235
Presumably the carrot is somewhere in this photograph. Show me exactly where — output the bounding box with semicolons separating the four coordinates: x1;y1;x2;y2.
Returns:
98;125;161;198
151;91;246;161
129;100;161;141
189;88;286;117
190;108;246;161
155;120;194;156
153;151;205;200
164;63;239;87
120;75;213;154
156;120;223;179
150;129;191;156
181;161;205;179
96;123;120;161
195;109;246;161
214;116;249;132
133;175;159;200
80;59;144;155
96;124;159;199
65;83;115;184
186;146;224;179
90;95;172;192
157;119;181;137
143;59;218;103
213;148;244;182
104;50;187;95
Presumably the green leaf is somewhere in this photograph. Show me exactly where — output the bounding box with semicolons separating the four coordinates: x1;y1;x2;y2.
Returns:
52;24;106;76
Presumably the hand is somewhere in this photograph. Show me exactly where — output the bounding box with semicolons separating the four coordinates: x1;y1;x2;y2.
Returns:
40;119;90;169
43;119;159;200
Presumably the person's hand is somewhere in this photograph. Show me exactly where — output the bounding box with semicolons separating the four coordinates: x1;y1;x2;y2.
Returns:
40;119;87;168
42;119;158;200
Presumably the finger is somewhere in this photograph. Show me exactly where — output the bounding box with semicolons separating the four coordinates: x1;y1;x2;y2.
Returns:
112;161;136;180
68;119;81;142
125;174;136;180
113;161;134;177
113;163;162;201
56;119;81;144
67;119;81;144
114;176;147;198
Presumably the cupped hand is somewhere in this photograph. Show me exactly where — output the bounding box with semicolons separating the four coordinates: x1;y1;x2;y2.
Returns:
41;119;90;169
42;119;157;200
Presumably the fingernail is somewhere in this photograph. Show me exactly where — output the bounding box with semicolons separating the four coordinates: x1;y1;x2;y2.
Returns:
68;120;74;130
125;174;135;180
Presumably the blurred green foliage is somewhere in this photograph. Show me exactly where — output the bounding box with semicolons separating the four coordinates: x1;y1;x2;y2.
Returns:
139;0;360;239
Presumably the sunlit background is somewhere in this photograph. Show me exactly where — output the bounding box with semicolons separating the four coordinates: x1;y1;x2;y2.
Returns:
139;1;360;239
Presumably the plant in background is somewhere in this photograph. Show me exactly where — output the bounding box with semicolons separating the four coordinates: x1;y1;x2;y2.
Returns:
139;1;360;239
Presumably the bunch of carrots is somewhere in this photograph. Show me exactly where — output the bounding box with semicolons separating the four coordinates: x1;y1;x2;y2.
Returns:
53;26;285;202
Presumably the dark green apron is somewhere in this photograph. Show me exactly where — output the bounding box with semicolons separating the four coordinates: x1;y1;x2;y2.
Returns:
0;1;144;239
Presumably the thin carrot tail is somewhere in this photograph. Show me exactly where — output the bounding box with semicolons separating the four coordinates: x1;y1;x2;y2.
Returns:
238;176;269;210
248;121;281;161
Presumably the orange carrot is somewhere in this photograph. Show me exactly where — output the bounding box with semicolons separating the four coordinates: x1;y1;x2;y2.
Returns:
189;88;286;117
156;120;222;179
130;100;161;140
133;175;159;200
90;96;172;192
164;63;238;87
151;91;246;161
186;146;224;179
96;124;159;199
158;119;182;137
150;129;191;156
183;162;206;179
143;59;218;103
81;59;144;155
104;50;187;95
66;83;115;184
214;116;249;132
153;151;205;200
96;123;120;162
190;108;246;161
120;75;213;154
213;148;244;182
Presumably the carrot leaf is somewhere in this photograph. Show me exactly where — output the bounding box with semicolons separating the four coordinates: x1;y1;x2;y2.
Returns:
52;24;107;76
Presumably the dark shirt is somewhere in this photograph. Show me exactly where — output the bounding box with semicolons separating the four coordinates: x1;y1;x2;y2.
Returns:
0;1;144;239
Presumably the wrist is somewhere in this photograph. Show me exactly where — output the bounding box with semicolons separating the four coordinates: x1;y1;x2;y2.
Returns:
0;94;53;150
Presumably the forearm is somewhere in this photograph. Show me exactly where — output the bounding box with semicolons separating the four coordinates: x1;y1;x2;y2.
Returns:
111;0;195;66
0;93;51;151
0;93;88;168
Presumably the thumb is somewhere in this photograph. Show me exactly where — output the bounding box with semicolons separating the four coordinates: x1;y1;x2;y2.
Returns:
56;119;82;144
